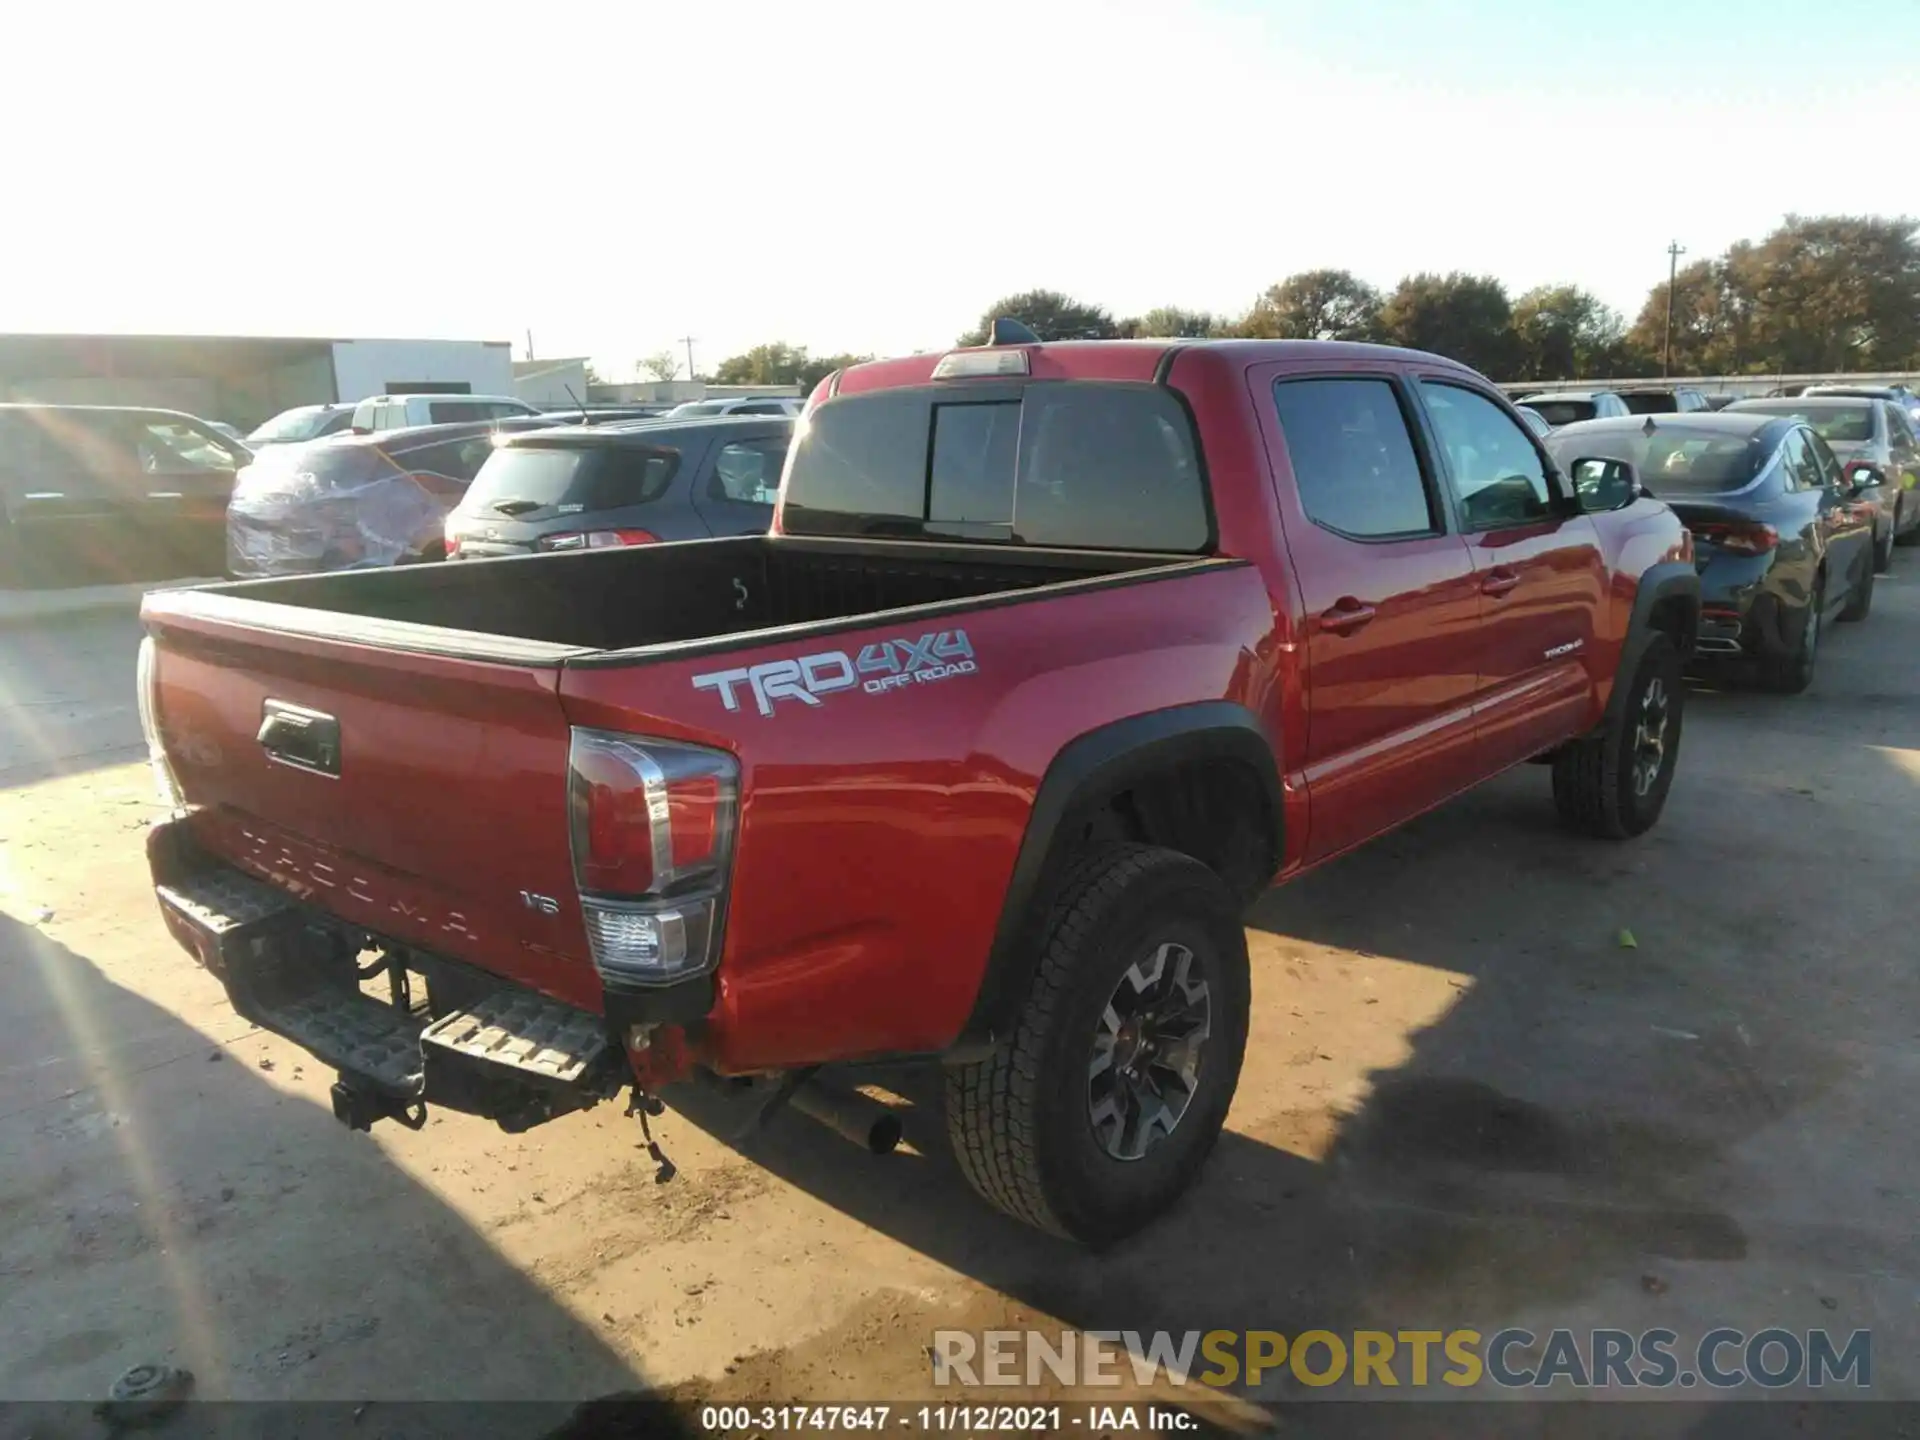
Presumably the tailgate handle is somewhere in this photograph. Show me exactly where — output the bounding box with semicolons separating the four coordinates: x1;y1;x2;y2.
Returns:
258;701;341;778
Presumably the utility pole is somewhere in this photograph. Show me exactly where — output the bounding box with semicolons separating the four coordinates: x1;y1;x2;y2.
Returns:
525;328;535;362
1662;242;1686;379
679;336;697;383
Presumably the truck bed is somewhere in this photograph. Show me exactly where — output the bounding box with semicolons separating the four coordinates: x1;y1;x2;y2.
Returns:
172;536;1184;660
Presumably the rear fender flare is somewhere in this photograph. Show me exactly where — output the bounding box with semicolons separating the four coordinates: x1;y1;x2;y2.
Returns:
951;701;1282;1057
1603;562;1699;733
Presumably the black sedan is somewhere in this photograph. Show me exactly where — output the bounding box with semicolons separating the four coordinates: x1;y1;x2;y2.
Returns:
1546;413;1876;693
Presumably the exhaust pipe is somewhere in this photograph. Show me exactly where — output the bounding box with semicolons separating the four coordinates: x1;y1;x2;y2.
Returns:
790;1079;903;1155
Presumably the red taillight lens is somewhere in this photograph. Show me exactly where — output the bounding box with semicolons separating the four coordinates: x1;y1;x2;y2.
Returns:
567;730;739;988
1690;522;1778;556
668;774;721;870
538;528;659;552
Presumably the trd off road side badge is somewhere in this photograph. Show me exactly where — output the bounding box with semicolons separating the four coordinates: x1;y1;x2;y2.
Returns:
693;629;978;717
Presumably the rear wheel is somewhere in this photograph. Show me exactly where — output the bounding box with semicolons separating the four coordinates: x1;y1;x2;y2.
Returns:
1760;575;1822;693
1872;523;1895;575
1552;634;1684;839
945;844;1249;1245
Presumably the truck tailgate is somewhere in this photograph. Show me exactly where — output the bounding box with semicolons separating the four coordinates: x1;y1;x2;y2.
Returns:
145;600;601;1009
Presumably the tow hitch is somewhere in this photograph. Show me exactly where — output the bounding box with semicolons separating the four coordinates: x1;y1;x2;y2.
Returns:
330;1078;426;1133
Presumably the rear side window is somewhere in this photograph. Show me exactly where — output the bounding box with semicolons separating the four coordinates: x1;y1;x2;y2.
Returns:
1531;399;1597;427
709;437;787;505
1270;378;1435;539
428;400;490;424
781;381;1209;551
397;434;501;482
1622;392;1675;415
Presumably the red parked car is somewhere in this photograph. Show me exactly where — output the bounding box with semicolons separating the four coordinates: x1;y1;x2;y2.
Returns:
139;327;1698;1243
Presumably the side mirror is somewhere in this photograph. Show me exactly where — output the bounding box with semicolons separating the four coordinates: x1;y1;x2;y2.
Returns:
1569;456;1641;511
1847;464;1885;494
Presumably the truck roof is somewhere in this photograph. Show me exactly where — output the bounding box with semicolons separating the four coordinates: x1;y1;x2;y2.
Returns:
834;338;1477;396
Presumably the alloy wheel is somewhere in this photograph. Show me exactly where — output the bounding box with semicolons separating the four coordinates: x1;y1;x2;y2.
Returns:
1087;941;1212;1162
1631;676;1671;798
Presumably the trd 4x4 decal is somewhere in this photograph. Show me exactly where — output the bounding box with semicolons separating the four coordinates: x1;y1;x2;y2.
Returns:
693;630;977;717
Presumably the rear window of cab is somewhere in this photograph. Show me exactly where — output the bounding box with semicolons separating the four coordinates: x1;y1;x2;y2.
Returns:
781;381;1211;552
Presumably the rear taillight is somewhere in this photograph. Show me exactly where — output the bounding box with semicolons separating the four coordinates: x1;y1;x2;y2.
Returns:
1689;522;1778;556
537;528;659;552
136;637;185;809
567;730;738;989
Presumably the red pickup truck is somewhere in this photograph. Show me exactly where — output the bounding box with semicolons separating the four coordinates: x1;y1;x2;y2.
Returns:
141;331;1698;1243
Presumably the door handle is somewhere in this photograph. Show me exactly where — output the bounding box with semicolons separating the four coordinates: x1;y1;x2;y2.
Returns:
1318;598;1377;635
1480;568;1520;598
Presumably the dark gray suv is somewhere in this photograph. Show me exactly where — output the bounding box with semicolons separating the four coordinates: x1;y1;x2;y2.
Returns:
444;416;792;558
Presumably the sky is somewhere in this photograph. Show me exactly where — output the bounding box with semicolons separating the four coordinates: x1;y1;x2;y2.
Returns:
2;0;1915;378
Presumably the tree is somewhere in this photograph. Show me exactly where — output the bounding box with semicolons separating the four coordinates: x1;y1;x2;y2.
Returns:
711;342;872;393
1626;216;1920;377
957;290;1118;345
1628;257;1748;376
1118;306;1223;339
1510;285;1630;381
795;351;872;391
1376;272;1517;376
583;360;604;385
638;350;679;383
1234;269;1381;341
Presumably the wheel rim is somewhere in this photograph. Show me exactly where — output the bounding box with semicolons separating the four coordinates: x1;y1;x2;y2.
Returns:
1631;675;1671;798
1087;940;1212;1162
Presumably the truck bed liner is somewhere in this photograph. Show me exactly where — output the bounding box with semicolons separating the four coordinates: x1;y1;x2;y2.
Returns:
151;536;1201;663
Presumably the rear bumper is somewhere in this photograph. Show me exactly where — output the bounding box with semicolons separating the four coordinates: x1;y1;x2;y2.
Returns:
1691;559;1797;663
147;816;701;1129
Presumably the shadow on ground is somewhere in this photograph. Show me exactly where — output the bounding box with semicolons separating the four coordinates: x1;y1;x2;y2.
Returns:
0;914;643;1418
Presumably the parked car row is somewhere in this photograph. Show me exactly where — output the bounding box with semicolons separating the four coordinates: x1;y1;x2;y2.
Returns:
1543;395;1918;692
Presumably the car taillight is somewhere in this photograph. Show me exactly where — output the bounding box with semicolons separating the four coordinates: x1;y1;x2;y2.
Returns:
537;528;659;552
567;729;738;989
136;637;185;809
1690;522;1778;556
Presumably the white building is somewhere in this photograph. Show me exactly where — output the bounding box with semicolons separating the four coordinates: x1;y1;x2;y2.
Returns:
0;334;515;429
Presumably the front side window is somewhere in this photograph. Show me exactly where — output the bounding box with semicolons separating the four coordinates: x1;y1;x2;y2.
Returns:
1806;430;1845;489
1269;377;1435;539
1419;381;1554;529
1779;430;1826;492
428;400;489;425
132;418;235;472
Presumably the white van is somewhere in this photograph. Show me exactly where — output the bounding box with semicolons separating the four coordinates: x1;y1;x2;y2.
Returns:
351;394;542;434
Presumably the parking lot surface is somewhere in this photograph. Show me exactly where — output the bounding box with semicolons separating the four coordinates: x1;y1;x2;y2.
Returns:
2;583;1917;1431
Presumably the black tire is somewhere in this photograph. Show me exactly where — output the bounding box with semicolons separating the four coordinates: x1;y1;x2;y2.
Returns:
1552;634;1684;840
1896;499;1919;547
1759;575;1823;693
1840;552;1874;621
945;843;1250;1245
1872;523;1895;575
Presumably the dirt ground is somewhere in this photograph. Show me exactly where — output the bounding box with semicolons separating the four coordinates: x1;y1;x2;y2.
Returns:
2;589;1918;1435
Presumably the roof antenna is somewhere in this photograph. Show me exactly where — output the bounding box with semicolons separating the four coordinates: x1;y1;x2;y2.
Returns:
990;317;1042;346
563;382;587;424
1642;415;1658;436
